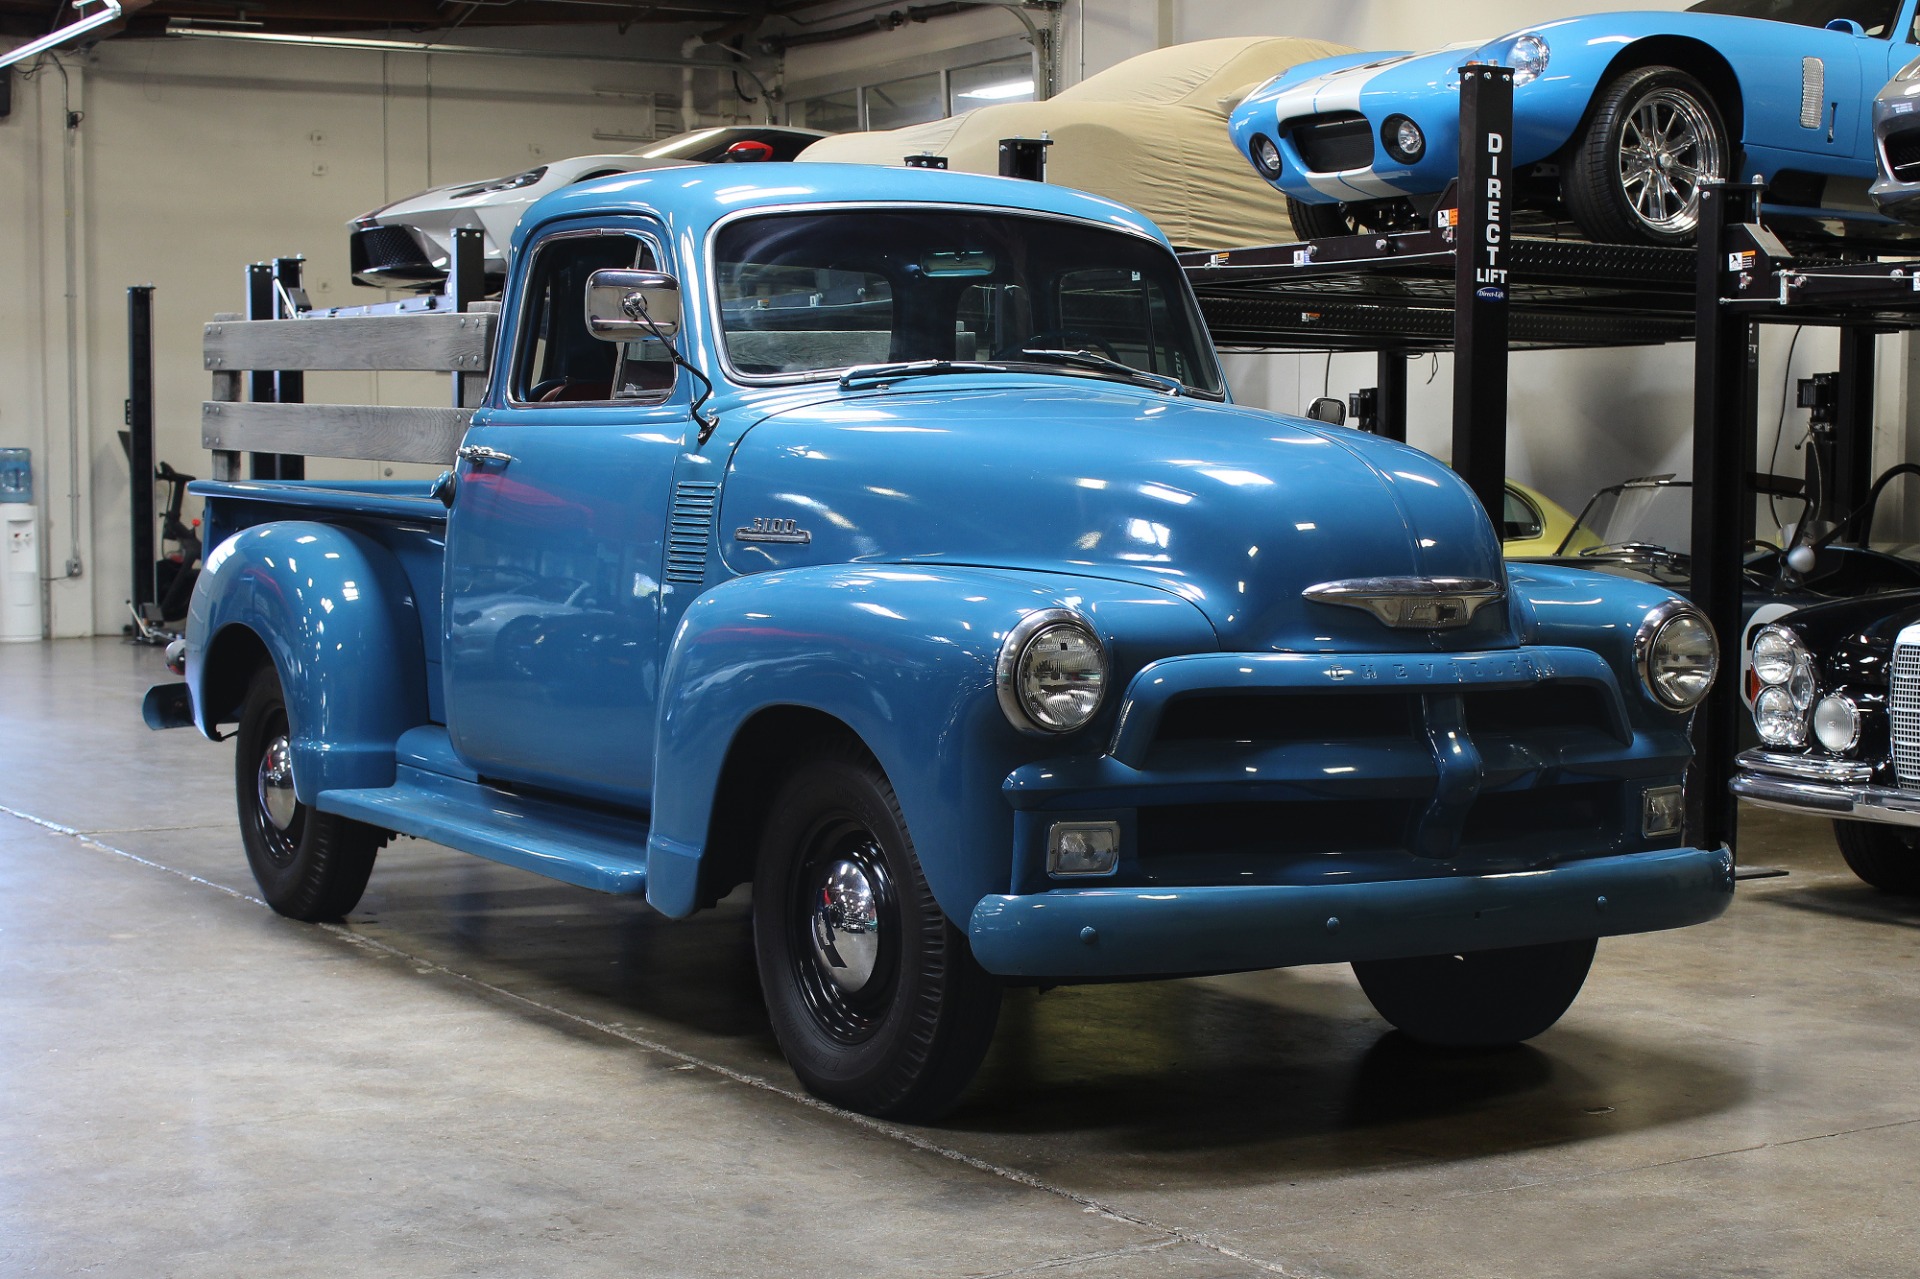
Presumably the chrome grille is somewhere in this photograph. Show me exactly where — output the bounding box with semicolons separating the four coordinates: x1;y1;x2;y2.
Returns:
665;480;718;585
1892;642;1920;786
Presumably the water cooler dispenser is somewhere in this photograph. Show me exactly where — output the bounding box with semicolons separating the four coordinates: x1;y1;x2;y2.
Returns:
0;449;43;642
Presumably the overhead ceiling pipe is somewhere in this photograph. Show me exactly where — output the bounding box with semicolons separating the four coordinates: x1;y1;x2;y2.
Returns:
0;0;153;70
158;26;776;121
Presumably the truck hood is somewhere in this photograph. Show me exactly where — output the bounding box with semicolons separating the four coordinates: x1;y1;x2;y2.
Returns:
718;381;1512;653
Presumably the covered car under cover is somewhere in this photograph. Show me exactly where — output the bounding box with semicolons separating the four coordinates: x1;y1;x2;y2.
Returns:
796;36;1354;250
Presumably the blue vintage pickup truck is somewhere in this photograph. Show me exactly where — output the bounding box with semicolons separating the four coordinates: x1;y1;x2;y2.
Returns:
147;165;1732;1119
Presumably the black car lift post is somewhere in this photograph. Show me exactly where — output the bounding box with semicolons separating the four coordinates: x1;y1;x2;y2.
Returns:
1451;66;1513;520
1690;182;1764;856
126;284;156;619
245;259;306;481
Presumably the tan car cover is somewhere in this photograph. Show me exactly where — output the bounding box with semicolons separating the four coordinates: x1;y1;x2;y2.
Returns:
796;36;1356;250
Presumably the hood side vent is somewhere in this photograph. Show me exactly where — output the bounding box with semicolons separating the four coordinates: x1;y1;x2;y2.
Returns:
666;480;719;585
1801;58;1824;129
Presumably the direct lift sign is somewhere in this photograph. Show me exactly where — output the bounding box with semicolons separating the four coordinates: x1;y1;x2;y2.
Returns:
1475;130;1509;298
1451;64;1513;523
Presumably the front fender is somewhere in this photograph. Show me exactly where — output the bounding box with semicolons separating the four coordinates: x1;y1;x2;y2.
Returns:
1507;561;1697;738
187;521;430;802
644;565;1216;921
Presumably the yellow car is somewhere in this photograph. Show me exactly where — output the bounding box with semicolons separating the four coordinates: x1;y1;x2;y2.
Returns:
1502;480;1596;558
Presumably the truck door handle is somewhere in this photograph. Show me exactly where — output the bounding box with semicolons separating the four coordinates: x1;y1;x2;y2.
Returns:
457;444;515;466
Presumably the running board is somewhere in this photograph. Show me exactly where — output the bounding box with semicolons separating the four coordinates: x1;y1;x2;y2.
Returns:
319;766;650;895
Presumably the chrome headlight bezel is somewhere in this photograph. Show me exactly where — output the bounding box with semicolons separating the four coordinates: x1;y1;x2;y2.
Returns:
1508;33;1551;85
1751;624;1806;687
1635;600;1718;711
995;609;1109;735
1755;685;1807;746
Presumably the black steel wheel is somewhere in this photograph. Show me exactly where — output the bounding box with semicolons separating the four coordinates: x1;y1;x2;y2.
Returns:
1285;194;1422;239
1352;938;1597;1046
753;741;1001;1120
1563;65;1728;245
1832;820;1920;894
234;665;384;921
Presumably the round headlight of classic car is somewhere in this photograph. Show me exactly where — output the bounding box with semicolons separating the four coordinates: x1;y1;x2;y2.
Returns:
1813;693;1862;753
1508;33;1551;85
1636;602;1717;710
997;610;1107;734
1751;625;1804;687
1755;686;1807;746
1250;133;1284;178
1382;114;1425;163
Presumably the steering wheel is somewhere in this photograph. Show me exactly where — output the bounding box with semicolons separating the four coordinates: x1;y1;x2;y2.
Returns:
996;329;1121;360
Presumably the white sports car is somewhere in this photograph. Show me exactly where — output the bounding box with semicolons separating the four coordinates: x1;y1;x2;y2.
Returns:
348;125;824;290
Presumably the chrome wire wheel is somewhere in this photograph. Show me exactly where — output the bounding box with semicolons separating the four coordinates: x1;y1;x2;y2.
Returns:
786;816;900;1045
1616;87;1723;237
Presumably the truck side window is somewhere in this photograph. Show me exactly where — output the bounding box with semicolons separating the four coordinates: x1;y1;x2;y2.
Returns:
514;234;673;404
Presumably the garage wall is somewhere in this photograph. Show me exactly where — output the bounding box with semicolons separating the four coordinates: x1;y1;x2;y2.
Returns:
0;28;753;638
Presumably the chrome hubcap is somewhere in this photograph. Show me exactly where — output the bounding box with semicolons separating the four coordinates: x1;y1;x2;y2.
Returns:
1617;88;1723;235
257;734;297;832
810;858;882;993
787;823;898;1045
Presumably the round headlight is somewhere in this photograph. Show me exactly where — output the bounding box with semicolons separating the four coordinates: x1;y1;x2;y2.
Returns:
1751;626;1802;686
1755;686;1806;746
1636;602;1718;711
1813;693;1862;753
1250;133;1284;178
997;610;1108;734
1382;114;1425;163
1509;33;1551;85
1788;658;1817;711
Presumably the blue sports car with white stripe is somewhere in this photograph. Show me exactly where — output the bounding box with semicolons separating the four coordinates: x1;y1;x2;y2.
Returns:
1229;0;1920;244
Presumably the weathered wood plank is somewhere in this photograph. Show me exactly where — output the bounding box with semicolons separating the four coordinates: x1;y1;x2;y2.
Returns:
203;312;496;373
202;402;470;465
209;366;243;481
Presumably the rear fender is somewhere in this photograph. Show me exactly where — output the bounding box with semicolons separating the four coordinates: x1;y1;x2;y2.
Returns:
186;521;430;803
645;564;1215;921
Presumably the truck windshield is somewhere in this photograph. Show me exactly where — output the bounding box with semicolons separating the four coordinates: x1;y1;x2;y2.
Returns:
712;209;1225;397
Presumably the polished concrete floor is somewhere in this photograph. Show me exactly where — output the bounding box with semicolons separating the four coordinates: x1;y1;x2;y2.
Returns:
4;638;1918;1277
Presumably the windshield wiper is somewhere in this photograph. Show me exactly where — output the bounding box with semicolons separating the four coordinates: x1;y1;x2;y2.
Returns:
1004;348;1187;396
838;359;1008;389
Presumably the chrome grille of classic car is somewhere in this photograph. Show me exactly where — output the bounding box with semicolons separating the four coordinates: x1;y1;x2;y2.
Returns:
1284;112;1374;172
1892;641;1920;786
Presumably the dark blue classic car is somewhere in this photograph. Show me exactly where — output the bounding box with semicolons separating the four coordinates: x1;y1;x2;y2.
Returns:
149;166;1732;1119
1231;0;1920;244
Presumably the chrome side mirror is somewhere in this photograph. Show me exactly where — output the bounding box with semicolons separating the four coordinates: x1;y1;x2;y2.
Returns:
585;269;681;341
1305;396;1347;425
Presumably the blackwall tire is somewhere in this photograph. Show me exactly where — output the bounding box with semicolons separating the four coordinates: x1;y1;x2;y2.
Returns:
1563;65;1728;245
752;742;1001;1120
1832;820;1920;894
1352;938;1597;1046
234;665;383;921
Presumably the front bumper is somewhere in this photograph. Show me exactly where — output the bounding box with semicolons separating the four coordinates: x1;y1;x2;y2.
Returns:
1731;748;1920;827
968;845;1732;980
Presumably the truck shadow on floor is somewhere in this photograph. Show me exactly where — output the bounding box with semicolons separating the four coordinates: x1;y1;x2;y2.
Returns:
336;845;1744;1181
